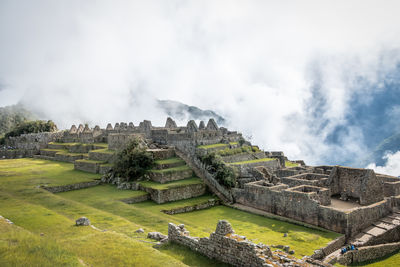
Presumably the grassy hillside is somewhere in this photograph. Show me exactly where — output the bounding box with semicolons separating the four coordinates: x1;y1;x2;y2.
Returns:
0;104;36;138
0;158;356;266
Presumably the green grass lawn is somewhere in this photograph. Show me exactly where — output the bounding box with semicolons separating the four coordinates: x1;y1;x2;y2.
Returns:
285;161;300;167
139;177;203;190
155;157;185;165
92;143;108;148
151;165;191;173
1;158;382;266
230;157;275;165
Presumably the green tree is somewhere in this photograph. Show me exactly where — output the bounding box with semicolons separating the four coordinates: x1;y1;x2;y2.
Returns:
112;139;154;181
199;153;237;188
4;120;57;139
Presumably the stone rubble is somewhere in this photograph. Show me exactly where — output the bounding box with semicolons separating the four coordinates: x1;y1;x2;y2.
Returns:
75;217;90;226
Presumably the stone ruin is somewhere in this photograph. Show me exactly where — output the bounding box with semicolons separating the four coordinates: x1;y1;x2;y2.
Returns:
168;220;321;267
2;116;400;265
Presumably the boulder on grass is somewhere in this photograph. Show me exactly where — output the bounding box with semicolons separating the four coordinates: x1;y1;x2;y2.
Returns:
147;232;167;241
76;217;90;226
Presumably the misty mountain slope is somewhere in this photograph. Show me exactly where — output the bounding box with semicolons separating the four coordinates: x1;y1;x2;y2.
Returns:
0;104;36;137
367;132;400;166
157;100;226;125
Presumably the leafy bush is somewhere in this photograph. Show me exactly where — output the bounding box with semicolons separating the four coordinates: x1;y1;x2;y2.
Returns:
112;139;154;181
4;120;57;139
238;137;246;146
199;153;237;188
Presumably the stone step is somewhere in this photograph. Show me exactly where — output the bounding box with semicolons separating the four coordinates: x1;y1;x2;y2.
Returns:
149;166;193;184
154;157;186;170
88;149;116;162
74;159;104;174
352;232;374;246
380;217;400;225
147;148;175;160
138;178;206;204
40;149;64;157
323;249;341;265
47;143;70;149
362;225;387;237
54;152;87;163
372;221;396;231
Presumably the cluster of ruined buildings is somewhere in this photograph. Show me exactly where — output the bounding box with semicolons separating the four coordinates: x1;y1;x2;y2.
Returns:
2;117;400;265
61;117;240;150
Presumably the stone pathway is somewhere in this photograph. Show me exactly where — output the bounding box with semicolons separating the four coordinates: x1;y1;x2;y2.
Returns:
350;211;400;247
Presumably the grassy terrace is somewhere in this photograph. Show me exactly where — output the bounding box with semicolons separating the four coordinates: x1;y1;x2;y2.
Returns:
285;161;300;168
151;165;191;173
139;177;203;190
197;143;228;149
75;159;105;164
48;142;79;146
55;150;88;156
2;158;397;266
155;157;185;165
230;157;275;165
41;148;65;152
90;148;115;154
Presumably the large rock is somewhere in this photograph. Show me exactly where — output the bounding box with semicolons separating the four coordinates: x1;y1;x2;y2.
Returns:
76;217;90;226
147;232;167;241
215;220;234;236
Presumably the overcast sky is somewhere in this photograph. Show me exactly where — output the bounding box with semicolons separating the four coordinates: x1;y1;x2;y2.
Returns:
1;1;400;173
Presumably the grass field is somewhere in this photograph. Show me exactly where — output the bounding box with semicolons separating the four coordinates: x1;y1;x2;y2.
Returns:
1;158;397;266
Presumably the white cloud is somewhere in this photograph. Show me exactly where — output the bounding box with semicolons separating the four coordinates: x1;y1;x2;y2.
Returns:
367;151;400;177
1;0;400;166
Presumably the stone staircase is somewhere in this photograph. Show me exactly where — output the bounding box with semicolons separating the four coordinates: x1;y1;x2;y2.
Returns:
138;150;207;204
322;210;400;265
350;210;400;247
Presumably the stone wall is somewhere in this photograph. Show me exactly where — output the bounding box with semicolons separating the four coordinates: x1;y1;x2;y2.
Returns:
232;180;391;236
3;131;64;158
108;133;145;150
139;183;206;204
337;242;400;265
281;173;329;188
346;199;392;236
43;180;101;193
221;152;265;163
161;199;220;215
378;175;400;197
233;159;280;178
88;151;116;162
149;168;193;184
168;220;318;267
0;149;35;159
328;166;384;205
119;194;149;204
74;160;101;173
